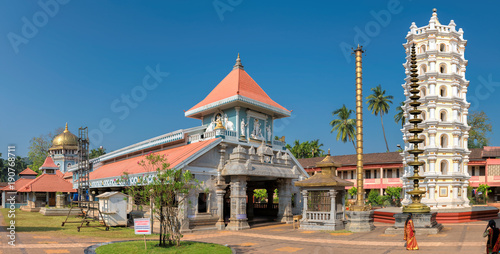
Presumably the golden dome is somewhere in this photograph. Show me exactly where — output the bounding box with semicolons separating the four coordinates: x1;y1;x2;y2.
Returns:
50;123;79;150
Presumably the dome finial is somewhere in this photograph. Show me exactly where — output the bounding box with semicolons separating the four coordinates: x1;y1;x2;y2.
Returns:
233;53;244;70
64;122;69;133
327;148;331;156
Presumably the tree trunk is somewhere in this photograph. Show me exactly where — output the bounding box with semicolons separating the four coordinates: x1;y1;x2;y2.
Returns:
381;115;390;152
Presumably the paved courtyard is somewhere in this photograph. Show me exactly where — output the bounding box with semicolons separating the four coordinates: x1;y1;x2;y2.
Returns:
0;211;493;253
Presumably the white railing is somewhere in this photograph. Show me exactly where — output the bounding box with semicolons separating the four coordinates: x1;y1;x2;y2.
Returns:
188;130;238;143
306;211;331;222
273;140;286;147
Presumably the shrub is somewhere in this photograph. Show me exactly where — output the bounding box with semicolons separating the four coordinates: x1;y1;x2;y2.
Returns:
367;189;380;206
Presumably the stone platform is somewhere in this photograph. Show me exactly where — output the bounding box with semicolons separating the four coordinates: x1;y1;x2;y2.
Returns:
345;210;375;232
384;212;443;235
374;206;499;224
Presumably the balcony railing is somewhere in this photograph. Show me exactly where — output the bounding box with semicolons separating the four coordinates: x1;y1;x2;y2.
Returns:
306;211;331;222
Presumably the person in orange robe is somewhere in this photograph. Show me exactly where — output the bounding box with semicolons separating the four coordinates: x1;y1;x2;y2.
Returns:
483;219;500;254
404;213;419;250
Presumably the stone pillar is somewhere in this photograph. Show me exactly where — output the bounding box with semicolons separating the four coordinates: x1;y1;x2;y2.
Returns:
178;193;191;233
215;187;226;230
235;107;240;137
329;190;337;228
341;190;346;220
226;176;250;230
301;190;308;222
277;179;293;223
56;194;65;208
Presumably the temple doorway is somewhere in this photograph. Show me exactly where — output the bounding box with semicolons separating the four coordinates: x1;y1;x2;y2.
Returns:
247;180;279;226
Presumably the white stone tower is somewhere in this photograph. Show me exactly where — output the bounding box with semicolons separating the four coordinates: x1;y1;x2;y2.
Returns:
401;9;470;209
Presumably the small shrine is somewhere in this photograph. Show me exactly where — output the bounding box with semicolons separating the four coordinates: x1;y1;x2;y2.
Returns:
294;150;353;230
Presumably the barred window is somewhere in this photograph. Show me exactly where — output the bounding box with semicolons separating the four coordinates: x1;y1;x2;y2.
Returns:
308;191;331;212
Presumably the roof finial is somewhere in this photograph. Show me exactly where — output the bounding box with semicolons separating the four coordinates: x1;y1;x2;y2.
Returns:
64;122;69;132
327;148;331;156
233;53;244;70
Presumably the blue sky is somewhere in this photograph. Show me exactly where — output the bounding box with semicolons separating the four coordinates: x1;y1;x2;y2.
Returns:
1;0;499;158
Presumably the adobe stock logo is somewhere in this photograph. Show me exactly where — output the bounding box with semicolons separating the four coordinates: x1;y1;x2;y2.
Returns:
339;0;404;63
7;0;70;54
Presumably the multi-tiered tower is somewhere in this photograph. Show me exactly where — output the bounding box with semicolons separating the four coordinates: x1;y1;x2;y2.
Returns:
401;9;470;209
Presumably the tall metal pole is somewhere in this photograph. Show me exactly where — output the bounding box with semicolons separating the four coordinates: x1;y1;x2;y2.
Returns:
352;45;368;211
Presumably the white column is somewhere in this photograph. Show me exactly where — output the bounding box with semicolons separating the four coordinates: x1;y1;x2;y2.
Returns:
329;190;337;226
235;107;240;137
301;190;308;221
429;83;436;95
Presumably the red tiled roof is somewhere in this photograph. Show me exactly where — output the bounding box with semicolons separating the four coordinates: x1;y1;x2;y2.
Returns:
90;139;218;180
17;173;76;193
1;178;34;191
19;168;38;176
186;68;290;116
63;171;73;179
298;152;403;169
40;156;58;169
482;146;500;158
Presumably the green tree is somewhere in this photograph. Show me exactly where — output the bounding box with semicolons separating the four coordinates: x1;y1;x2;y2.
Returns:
385;186;402;206
27;128;64;174
253;189;267;203
394;101;406;128
0;156;29;182
367;189;380;206
468;111;492;149
90;147;106;159
477;184;492;203
366;84;394;152
122;152;201;247
330;104;356;150
348;187;357;199
286;139;325;159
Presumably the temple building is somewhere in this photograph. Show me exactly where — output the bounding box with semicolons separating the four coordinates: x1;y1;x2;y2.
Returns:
401;9;470;209
71;55;308;231
49;123;79;174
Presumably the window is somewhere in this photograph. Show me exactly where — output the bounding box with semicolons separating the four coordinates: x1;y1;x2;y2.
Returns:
440;86;447;97
420;45;426;53
471;167;475;176
440;43;446;52
198;193;208;213
396;168;400;178
440;111;447;122
374;170;378;179
440;64;447;74
365;170;371;179
420;65;427;75
440;134;448;148
419;135;426;149
421;87;427;97
479;166;486;176
441;160;448;175
386;169;393;178
308;191;330;212
351;170;354;179
67;163;72;167
422;111;426;120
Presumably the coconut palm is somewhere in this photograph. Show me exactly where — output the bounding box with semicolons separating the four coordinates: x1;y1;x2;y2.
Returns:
366;84;393;152
394;101;406;128
330;104;357;150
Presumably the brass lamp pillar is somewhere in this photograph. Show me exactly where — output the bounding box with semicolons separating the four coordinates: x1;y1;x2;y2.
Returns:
402;44;430;213
350;45;370;212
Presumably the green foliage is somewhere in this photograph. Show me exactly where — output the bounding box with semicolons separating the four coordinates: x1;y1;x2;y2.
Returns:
0;156;29;182
28;128;63;174
348;187;357;198
122;152;201;247
377;195;390;206
468;111;492;149
394;101;406;128
330;104;356;150
385;186;402;206
366;84;393;152
90;147;107;159
273;189;279;203
285;139;325;159
367;189;380;206
95;240;231;254
253;189;267;203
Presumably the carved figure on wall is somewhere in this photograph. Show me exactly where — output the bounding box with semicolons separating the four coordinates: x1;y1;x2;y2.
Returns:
251;119;263;140
206;119;215;132
266;125;272;142
224;114;234;131
240;119;248;137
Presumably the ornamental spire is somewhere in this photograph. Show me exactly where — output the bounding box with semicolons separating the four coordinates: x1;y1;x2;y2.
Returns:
233;53;244;70
64;122;69;133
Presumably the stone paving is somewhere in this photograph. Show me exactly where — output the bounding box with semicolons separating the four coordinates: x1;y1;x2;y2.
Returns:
0;209;494;254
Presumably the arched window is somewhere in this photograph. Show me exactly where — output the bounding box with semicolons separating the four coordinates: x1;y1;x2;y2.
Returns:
440;110;447;122
421;87;427;97
420;45;426;53
440;64;447;74
440;43;446;52
457;112;461;122
57;163;61;167
440;86;447;97
420;65;427;75
421;111;426;120
440;134;448;148
441;160;448;175
68;163;72;167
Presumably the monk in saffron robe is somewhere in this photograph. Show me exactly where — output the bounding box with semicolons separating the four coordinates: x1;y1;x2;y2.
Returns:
404;213;418;250
483;219;500;254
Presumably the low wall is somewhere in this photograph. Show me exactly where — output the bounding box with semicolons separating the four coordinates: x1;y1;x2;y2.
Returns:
39;207;82;216
374;206;499;224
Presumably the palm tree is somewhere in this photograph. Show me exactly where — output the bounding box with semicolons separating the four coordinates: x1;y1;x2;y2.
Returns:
309;139;325;157
330;104;357;150
394;101;406;128
366;84;393;152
